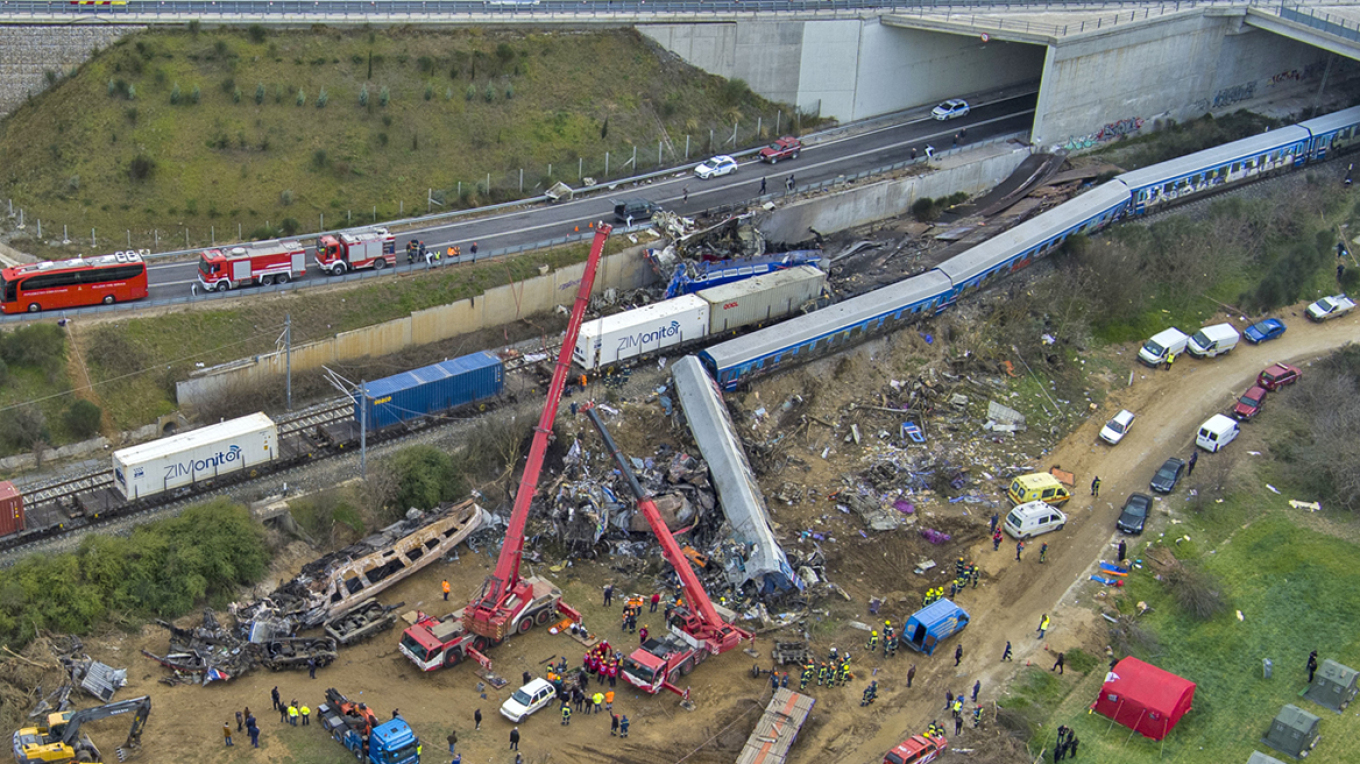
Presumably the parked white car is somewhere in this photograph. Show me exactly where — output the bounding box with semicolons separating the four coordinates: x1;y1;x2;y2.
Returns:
500;678;556;722
694;155;738;179
1099;409;1136;445
1305;294;1355;322
932;99;970;120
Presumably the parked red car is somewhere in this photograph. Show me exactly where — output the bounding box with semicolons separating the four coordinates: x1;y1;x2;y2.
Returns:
759;136;803;164
1257;363;1301;391
1233;386;1268;420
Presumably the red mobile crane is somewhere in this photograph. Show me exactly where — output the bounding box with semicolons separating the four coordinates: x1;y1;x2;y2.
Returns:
583;405;752;698
397;224;609;673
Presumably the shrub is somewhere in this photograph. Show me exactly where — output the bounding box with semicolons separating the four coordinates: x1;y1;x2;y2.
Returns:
465;84;476;102
248;24;267;43
220;77;236;94
169;82;181;105
280;217;300;236
126;84;135;100
3;404;48;451
63;400;103;439
495;43;515;64
0;357;8;386
45;69;58;87
484;84;495;103
2;323;65;371
417;55;434;74
505;83;514;100
1163;559;1227;620
312;148;327;168
384;445;466;512
280;189;294;206
911;197;939;223
129;153;155;181
424;83;433;101
190;84;201;104
378;132;388;146
379;85;390;107
255;82;265;104
107;78;116;96
359;83;369;107
232;86;242;104
187;19;201;36
296;88;305;107
316;87;328;108
214;40;229;58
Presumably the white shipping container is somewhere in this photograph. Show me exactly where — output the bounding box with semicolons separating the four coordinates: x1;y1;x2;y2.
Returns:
112;412;279;500
697;266;827;334
573;295;709;370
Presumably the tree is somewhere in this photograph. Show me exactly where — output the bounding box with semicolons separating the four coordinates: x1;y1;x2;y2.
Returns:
384;445;466;513
4;404;48;451
63;400;103;439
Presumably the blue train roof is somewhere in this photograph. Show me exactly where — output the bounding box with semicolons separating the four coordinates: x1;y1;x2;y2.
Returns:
702;270;952;370
1298;104;1360;136
1116;126;1311;191
363;351;501;399
937;182;1130;286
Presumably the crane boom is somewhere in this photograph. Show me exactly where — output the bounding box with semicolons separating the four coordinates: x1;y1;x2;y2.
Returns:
583;405;743;643
469;224;612;637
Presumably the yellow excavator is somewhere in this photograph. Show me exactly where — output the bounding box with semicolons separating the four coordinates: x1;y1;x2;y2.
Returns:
12;695;150;764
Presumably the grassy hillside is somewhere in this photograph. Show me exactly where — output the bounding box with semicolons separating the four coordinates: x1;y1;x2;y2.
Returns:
0;25;790;256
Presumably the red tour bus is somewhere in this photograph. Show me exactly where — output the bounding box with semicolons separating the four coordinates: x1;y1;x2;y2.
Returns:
0;251;149;314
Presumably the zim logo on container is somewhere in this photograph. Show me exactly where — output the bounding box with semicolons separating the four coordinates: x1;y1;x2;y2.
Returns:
617;320;683;352
373;396;393;405
163;445;244;480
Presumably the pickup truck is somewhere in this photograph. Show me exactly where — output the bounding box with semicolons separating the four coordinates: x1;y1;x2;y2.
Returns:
759;136;803;164
1305;294;1356;321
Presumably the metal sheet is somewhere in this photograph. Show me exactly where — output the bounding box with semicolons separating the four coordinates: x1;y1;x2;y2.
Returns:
672;355;801;592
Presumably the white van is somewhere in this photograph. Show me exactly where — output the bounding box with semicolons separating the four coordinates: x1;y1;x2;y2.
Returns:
1003;500;1069;540
1138;328;1189;367
1196;414;1240;452
1186;323;1240;358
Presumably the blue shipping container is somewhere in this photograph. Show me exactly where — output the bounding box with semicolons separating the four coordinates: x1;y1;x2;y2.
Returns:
355;351;504;431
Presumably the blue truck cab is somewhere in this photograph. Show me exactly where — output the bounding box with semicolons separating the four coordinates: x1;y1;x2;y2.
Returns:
365;718;421;764
319;694;422;764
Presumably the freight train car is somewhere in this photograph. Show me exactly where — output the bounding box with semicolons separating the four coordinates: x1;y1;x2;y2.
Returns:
355;351;504;431
112;412;279;500
0;482;23;537
696;265;826;334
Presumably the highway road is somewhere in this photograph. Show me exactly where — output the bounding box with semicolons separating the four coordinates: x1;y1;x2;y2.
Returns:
144;92;1036;300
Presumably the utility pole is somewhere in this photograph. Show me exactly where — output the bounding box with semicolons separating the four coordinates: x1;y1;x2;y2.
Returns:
285;313;293;411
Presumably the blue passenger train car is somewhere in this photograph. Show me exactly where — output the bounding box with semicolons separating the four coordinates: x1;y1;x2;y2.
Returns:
700;270;952;389
355;351;504;431
1116;126;1311;216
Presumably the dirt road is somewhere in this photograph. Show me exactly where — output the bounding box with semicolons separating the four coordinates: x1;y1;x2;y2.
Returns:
827;305;1360;762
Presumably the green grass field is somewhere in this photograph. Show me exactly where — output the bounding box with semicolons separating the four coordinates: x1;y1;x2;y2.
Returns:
1004;474;1360;764
1;25;789;257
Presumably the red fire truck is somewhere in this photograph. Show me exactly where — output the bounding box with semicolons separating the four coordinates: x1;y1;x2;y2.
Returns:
315;229;397;275
197;239;307;291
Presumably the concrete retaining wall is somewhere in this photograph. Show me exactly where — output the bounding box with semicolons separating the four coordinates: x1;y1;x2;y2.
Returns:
755;142;1032;242
176;246;655;408
0;25;138;118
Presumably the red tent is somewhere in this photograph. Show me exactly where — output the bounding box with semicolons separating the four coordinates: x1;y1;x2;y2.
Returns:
1092;657;1195;741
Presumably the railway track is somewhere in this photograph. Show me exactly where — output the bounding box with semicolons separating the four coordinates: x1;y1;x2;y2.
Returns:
0;345;561;558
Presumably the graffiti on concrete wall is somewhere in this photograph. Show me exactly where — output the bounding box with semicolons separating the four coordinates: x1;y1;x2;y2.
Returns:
1062;115;1145;151
1095;116;1144;142
1212;81;1256;109
1269;60;1327;86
